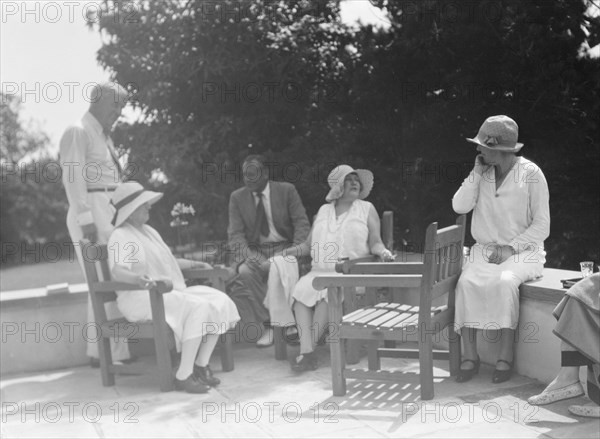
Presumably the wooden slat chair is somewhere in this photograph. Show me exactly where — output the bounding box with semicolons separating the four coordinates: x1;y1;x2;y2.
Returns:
313;215;466;400
81;240;235;392
272;211;394;361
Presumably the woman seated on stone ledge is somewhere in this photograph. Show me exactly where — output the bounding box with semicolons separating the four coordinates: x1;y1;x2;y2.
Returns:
107;182;240;394
277;165;395;372
528;273;599;418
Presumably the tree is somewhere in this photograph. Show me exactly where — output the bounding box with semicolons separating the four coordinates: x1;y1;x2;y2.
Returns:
0;93;70;264
90;0;599;267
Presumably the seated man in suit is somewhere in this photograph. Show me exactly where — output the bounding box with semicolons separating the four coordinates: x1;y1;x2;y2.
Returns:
227;154;310;347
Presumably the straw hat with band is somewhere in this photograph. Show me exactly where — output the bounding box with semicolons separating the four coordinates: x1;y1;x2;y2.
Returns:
326;165;374;202
466;115;524;152
110;181;163;227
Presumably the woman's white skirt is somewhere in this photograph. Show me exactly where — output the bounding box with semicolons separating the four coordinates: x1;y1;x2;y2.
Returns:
455;243;545;333
118;285;240;351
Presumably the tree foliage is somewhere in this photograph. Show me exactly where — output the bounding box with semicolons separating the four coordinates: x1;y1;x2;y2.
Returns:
1;93;70;264
88;0;598;268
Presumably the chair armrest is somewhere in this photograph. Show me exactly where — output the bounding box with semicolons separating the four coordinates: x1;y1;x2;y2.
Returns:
182;267;232;292
313;274;422;290
335;255;379;273
346;262;424;275
183;267;231;282
92;280;173;294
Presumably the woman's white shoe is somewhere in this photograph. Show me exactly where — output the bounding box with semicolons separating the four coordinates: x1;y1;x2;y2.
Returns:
527;382;585;405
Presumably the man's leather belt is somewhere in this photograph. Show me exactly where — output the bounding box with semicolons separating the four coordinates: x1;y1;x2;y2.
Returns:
88;187;118;193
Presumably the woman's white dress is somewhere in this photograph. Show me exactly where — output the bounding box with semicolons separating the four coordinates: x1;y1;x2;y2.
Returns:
452;157;550;332
292;199;372;307
108;223;240;351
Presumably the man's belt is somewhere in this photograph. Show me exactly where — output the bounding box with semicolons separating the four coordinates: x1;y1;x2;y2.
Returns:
87;187;118;193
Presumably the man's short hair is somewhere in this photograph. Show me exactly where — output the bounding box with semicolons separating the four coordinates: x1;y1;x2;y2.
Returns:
89;82;128;107
243;154;268;169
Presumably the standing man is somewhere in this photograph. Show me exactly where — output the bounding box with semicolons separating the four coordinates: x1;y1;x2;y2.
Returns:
452;115;550;384
227;155;310;347
60;82;131;364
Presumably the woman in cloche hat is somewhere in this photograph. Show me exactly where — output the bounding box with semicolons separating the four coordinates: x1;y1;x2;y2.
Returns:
108;182;240;394
452;115;550;385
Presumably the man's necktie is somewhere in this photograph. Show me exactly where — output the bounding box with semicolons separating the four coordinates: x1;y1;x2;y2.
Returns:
105;133;124;181
253;191;270;241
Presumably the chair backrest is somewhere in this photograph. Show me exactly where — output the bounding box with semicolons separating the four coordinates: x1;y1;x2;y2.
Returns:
419;215;466;313
381;211;393;251
80;240;117;324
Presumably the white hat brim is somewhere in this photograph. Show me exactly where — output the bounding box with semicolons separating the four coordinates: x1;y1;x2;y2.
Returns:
466;137;524;152
113;191;163;227
326;168;374;202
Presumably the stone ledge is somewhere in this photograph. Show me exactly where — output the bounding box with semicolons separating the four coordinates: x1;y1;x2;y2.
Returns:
0;268;581;380
519;268;580;304
1;283;90;376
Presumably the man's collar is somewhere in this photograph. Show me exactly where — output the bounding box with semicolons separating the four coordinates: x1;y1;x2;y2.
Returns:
253;181;270;197
83;112;104;135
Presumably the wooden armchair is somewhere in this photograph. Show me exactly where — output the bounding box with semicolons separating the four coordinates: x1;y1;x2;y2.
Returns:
272;211;395;360
312;215;466;400
81;240;235;392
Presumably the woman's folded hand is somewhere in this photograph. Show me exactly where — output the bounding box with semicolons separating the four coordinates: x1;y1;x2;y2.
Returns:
138;274;157;289
380;248;396;262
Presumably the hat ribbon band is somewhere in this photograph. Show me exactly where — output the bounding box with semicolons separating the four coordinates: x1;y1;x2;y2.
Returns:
110;189;145;225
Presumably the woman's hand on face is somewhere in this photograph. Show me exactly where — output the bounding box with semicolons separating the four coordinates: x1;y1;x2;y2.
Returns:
138;274;156;289
473;154;489;176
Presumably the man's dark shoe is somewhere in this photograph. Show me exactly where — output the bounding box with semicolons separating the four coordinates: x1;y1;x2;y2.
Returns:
175;374;210;394
284;326;300;345
194;364;221;387
290;352;318;373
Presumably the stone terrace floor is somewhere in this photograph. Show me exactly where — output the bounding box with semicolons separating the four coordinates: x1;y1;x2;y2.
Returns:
2;341;599;439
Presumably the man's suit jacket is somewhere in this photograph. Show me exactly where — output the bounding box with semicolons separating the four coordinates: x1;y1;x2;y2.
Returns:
227;181;310;252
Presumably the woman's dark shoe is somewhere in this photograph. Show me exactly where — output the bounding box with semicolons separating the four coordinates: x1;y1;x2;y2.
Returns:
492;359;513;384
194;364;221;387
175;374;210;394
290;352;318;373
456;357;481;383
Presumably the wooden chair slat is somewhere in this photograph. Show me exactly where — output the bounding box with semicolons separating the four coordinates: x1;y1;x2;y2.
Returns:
343;307;383;324
378;307;419;329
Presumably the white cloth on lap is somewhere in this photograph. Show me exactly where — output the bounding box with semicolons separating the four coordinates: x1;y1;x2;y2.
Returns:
265;255;299;327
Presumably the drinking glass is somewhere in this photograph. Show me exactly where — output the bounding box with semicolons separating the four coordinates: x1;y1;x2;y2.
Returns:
580;261;594;278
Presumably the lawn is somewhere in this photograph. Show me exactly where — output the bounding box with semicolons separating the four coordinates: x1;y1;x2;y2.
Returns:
0;259;85;292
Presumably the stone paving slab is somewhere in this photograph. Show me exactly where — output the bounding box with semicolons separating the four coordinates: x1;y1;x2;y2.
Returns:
1;342;598;438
